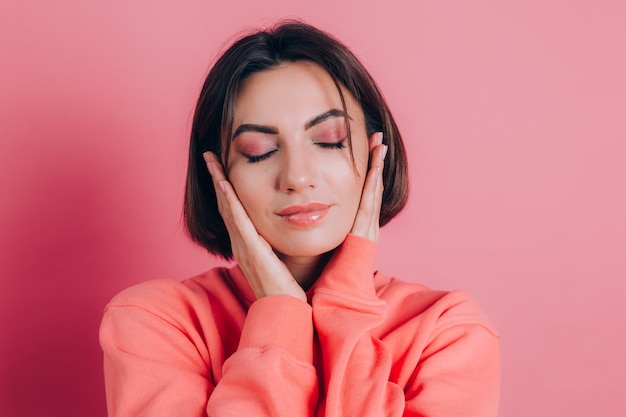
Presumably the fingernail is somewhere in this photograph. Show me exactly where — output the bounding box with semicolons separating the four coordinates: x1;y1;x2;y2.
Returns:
381;145;388;161
206;160;215;176
378;132;384;145
218;180;227;193
374;166;381;180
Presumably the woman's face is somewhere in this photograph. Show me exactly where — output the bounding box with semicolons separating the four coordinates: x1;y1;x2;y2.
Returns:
227;61;370;259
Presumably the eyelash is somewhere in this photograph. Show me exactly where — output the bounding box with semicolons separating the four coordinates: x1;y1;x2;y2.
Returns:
317;138;347;150
246;149;277;164
245;139;347;164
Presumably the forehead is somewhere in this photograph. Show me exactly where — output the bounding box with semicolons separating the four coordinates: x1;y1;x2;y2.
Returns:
233;61;361;126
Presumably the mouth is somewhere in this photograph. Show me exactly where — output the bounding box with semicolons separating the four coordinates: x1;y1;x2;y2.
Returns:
276;203;330;226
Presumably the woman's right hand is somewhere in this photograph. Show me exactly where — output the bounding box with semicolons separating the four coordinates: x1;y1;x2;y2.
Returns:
203;151;307;302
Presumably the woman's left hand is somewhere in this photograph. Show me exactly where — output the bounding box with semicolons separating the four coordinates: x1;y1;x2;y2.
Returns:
350;132;387;243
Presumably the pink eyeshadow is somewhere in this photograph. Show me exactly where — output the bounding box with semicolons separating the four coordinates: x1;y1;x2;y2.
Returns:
234;136;275;155
313;124;347;143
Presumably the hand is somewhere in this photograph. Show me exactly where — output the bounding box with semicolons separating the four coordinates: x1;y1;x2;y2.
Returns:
350;132;387;243
203;152;307;302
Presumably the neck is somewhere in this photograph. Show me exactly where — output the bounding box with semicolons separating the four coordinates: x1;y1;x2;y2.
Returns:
277;252;332;291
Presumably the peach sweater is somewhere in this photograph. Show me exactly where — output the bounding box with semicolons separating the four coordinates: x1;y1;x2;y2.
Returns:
100;235;500;416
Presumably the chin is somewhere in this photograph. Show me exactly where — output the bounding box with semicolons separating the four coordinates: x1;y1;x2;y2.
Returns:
270;233;348;259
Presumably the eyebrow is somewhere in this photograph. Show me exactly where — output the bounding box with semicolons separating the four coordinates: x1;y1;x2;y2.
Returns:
305;109;350;129
232;124;278;138
232;108;350;139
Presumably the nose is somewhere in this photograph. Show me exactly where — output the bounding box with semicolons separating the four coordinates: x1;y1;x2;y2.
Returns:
277;146;319;193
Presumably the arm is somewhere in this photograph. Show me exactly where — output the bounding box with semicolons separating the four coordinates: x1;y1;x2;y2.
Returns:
100;281;214;417
311;132;499;416
311;235;405;416
311;237;501;417
206;296;318;416
100;279;319;417
403;314;501;417
307;133;403;415
206;151;318;415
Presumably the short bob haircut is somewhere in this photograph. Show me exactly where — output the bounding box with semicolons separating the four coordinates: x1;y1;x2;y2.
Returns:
184;20;409;259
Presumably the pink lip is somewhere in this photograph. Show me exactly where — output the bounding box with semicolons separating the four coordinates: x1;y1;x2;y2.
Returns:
277;203;330;226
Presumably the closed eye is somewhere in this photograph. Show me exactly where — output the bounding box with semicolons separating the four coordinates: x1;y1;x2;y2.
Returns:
316;138;347;150
245;149;278;164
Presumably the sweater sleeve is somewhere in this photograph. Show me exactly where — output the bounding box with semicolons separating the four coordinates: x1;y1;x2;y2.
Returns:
310;235;500;417
100;278;318;417
311;235;405;416
403;309;501;417
206;296;318;416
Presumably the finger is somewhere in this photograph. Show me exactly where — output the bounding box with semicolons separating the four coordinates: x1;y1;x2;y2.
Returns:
203;153;271;262
203;151;226;182
360;155;383;220
364;133;386;216
202;151;232;223
352;133;387;241
216;177;259;240
217;182;305;301
202;155;305;301
216;178;305;301
373;140;387;214
369;130;384;153
202;152;257;240
369;132;385;169
364;133;385;216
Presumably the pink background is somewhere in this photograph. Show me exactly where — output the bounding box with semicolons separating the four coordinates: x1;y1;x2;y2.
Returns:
1;1;625;416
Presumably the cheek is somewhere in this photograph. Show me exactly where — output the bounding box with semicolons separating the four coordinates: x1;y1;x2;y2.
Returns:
351;137;371;183
228;169;266;212
325;163;366;205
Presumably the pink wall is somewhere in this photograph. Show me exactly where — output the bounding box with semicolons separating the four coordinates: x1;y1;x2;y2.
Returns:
1;1;624;416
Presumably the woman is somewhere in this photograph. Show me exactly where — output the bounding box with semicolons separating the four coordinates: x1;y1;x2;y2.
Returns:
100;21;500;417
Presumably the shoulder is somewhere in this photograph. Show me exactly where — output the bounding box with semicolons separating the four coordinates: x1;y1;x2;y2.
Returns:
103;267;238;328
107;267;226;304
374;273;499;339
374;276;501;415
99;266;249;362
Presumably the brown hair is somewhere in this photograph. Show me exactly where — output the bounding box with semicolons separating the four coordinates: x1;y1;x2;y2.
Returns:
184;20;409;259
